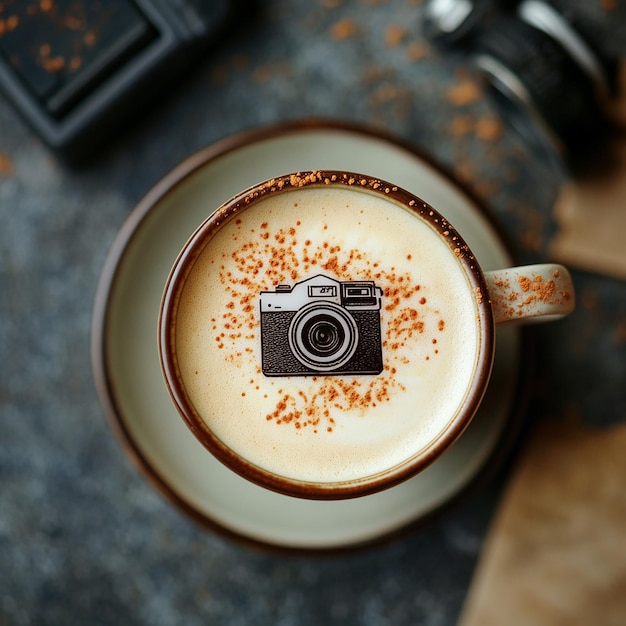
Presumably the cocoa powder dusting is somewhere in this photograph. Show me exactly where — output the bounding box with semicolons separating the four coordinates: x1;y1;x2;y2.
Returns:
518;275;559;305
330;18;359;41
0;153;14;176
491;273;572;320
447;79;481;106
384;25;406;48
212;215;445;433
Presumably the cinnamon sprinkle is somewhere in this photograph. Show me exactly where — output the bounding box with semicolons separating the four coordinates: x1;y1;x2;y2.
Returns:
213;214;446;432
330;18;359;40
491;273;572;319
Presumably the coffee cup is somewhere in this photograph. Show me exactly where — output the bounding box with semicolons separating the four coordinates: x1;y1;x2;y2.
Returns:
159;170;574;500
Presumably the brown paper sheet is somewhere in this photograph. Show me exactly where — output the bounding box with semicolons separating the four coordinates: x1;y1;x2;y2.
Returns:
550;60;626;280
550;135;626;280
459;420;626;626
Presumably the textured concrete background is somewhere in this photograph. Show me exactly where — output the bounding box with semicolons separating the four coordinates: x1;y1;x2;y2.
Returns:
1;1;625;625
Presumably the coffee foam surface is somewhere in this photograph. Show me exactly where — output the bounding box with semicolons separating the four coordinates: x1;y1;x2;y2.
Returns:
175;185;480;484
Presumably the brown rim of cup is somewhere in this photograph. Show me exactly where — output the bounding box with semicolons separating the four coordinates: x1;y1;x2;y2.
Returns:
158;169;496;500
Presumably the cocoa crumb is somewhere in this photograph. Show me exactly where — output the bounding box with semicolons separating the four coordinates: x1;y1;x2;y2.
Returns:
518;276;532;292
406;41;429;61
519;275;558;305
331;18;359;40
492;273;571;320
289;171;322;187
450;115;474;137
0;14;18;32
41;56;65;72
475;116;503;141
0;153;14;176
384;25;406;48
447;80;481;106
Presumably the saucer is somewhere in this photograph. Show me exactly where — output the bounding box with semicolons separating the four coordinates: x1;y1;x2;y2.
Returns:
92;121;522;550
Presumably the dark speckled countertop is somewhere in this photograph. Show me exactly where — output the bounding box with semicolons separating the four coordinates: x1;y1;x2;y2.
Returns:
1;1;625;625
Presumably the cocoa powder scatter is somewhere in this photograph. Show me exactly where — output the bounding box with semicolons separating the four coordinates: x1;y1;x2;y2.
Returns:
447;80;481;106
214;218;445;432
330;18;359;40
475;116;503;141
518;275;562;306
0;153;14;176
406;41;429;61
450;115;474;137
518;276;532;292
493;273;572;319
289;171;323;188
385;25;406;48
0;14;18;34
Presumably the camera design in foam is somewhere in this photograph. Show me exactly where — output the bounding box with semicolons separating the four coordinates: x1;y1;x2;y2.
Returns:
259;274;384;376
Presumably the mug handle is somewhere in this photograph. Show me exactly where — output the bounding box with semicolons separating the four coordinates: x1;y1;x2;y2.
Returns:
484;264;575;324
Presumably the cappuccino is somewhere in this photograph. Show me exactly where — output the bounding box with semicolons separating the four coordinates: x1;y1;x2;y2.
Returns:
169;172;484;486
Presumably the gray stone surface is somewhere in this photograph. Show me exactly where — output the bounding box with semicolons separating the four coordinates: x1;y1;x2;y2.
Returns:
1;1;625;625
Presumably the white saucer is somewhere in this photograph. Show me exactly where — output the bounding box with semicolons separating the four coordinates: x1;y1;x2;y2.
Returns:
92;121;522;551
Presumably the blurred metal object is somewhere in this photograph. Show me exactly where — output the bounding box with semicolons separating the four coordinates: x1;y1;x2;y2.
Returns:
425;0;623;173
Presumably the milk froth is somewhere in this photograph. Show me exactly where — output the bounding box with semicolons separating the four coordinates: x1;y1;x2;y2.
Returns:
174;180;481;484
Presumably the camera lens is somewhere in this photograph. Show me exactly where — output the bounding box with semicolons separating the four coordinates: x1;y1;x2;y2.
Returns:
305;317;344;356
289;303;359;372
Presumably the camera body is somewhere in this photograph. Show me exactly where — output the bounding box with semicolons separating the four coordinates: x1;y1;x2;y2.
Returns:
260;275;384;377
425;0;622;172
